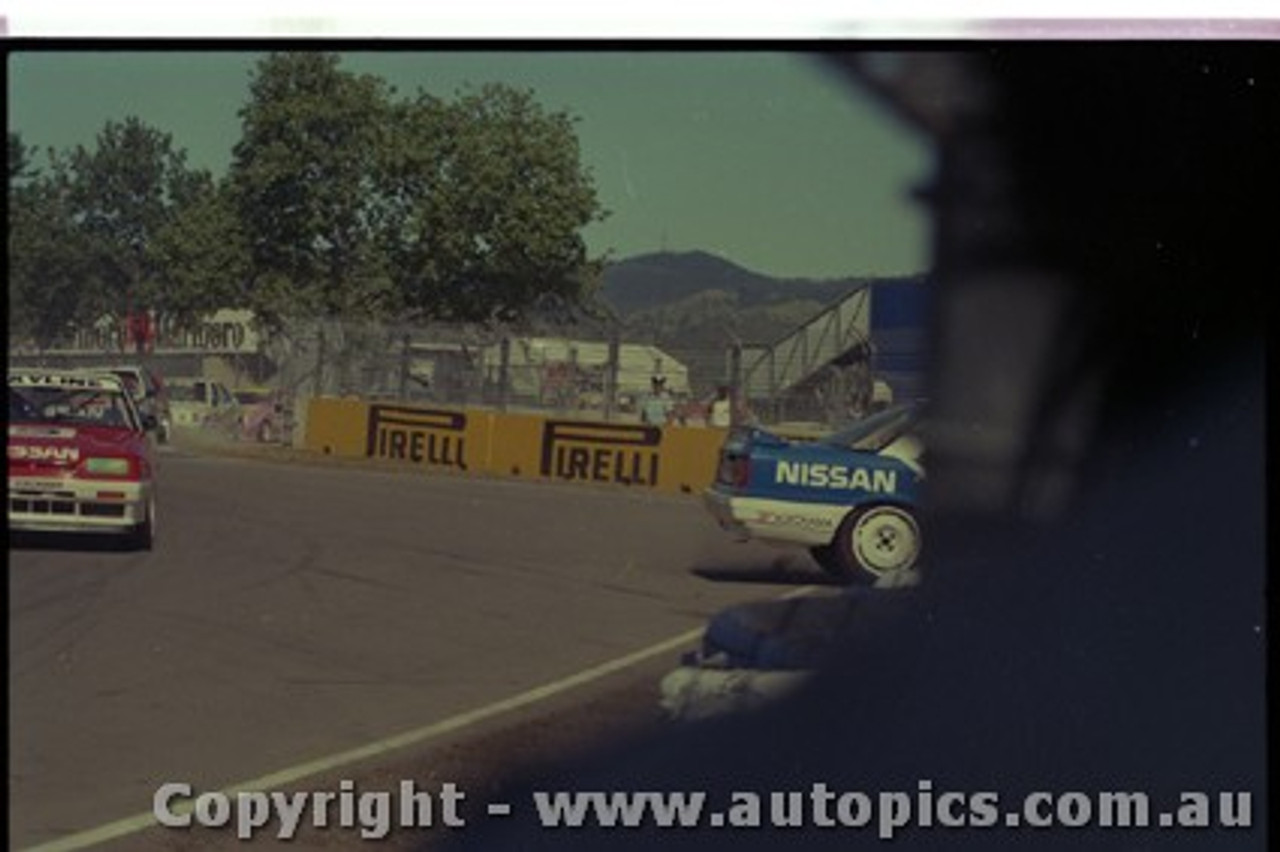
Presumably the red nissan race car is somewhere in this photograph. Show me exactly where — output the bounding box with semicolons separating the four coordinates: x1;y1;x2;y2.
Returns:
8;369;158;550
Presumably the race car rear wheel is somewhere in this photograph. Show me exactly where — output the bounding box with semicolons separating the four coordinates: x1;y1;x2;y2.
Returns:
821;504;920;584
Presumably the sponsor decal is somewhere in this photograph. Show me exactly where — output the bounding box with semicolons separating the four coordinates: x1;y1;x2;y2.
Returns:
365;405;467;471
539;420;661;487
8;426;77;439
9;372;120;390
755;510;835;532
8;444;80;464
775;460;898;494
61;311;257;354
8;478;70;493
152;315;251;352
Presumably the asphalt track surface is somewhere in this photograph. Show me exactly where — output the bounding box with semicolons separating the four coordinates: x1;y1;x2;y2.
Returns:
9;437;832;850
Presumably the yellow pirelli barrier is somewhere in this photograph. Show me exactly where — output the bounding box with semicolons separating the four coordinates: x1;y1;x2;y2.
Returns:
305;397;729;495
657;426;731;494
364;401;483;474
305;397;370;456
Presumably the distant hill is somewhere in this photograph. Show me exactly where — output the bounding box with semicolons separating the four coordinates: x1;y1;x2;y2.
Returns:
597;251;929;396
599;251;925;344
599;250;866;320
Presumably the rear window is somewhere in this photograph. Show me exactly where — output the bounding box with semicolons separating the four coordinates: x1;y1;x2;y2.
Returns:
9;385;136;429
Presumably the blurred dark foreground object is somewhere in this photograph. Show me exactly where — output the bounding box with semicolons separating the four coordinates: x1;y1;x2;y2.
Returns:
436;44;1270;851
439;353;1262;851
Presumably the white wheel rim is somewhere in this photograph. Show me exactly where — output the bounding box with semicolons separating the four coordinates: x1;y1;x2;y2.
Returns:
851;506;919;574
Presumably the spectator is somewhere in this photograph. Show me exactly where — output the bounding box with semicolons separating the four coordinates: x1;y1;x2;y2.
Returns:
672;394;690;426
708;385;732;427
639;375;674;426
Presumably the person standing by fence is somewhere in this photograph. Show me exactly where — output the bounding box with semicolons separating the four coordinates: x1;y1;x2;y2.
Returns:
640;375;674;425
708;385;732;427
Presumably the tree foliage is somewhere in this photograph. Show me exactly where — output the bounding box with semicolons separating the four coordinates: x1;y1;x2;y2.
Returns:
232;53;607;326
9;121;218;347
230;52;398;323
63;117;213;321
381;83;608;324
9;135;98;348
9;131;36;183
147;179;252;325
9;53;608;345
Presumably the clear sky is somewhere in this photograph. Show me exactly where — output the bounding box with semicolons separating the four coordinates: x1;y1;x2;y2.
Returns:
7;49;934;280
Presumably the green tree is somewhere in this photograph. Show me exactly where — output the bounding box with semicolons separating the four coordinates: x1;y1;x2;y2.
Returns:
9;131;36;183
230;53;608;327
62;116;213;344
147;178;253;326
229;52;397;325
8;143;97;349
384;83;608;324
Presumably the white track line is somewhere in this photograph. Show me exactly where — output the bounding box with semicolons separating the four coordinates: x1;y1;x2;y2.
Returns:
21;583;818;852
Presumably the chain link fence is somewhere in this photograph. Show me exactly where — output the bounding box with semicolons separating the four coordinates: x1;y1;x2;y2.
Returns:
9;306;927;444
274;318;718;426
265;314;920;433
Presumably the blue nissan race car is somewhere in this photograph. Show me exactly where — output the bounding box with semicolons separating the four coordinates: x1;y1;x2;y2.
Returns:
703;402;925;584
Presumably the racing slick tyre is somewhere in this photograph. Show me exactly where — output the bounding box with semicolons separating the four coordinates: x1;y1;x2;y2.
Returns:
820;504;920;585
130;496;156;551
